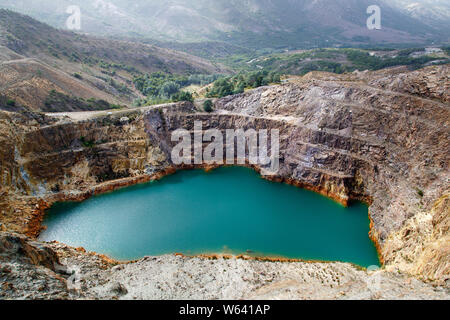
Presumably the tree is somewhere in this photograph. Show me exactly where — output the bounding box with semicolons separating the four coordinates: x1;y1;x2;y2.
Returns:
207;78;234;98
233;81;245;94
172;91;193;103
203;100;213;113
158;81;180;99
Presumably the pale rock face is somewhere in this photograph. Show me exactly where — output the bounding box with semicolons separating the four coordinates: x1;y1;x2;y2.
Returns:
0;65;448;299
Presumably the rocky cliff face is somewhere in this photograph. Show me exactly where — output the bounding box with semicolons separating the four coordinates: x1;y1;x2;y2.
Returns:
0;65;448;299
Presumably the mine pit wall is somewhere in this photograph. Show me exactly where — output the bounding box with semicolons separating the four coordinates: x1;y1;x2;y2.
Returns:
17;110;376;207
0;110;387;255
0;71;449;284
1;108;373;225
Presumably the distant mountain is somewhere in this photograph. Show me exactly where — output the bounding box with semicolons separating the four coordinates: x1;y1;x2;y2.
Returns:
389;0;450;30
0;9;226;112
0;0;448;49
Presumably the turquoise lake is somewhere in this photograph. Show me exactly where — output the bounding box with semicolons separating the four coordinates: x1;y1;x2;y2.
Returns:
39;167;380;267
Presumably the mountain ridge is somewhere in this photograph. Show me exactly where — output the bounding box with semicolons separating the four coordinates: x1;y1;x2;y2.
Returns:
0;0;448;49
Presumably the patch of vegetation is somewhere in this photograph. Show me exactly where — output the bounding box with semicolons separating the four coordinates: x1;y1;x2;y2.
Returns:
203;100;214;113
0;95;31;112
43;90;123;112
234;48;449;77
133;97;172;107
98;60;141;75
216;27;341;52
145;39;254;60
80;136;95;148
72;73;83;80
133;72;221;105
416;188;424;198
299;60;345;74
0;95;14;109
206;70;281;98
107;78;131;95
172;91;194;103
396;48;425;57
344;49;442;71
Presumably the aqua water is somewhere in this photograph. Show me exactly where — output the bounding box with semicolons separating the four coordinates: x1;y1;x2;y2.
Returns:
39;167;380;267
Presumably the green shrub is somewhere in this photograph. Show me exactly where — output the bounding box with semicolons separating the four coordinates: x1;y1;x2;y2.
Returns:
417;188;424;198
6;99;15;107
80;137;95;148
203;100;214;112
172;91;194;103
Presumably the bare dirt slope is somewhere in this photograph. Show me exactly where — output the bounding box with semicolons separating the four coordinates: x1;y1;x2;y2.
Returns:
0;9;228;111
0;51;124;110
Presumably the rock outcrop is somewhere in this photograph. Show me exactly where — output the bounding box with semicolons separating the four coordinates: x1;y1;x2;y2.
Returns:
0;65;448;299
0;231;75;299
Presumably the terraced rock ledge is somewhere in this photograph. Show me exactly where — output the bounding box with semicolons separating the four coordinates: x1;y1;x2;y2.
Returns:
0;66;449;299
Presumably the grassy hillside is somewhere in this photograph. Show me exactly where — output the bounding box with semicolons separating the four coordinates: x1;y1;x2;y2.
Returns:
0;9;227;112
218;47;450;75
0;9;225;74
